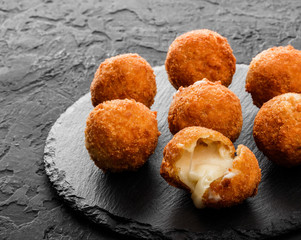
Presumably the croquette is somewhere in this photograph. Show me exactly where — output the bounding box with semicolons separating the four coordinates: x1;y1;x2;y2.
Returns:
90;53;157;108
160;127;261;208
165;29;236;89
253;93;301;167
85;99;160;172
168;79;243;142
246;45;301;108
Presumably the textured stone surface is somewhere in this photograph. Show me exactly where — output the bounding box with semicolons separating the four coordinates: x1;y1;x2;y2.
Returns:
44;65;301;239
1;0;301;239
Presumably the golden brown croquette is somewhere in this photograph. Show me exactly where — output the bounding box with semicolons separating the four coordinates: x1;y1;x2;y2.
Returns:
253;93;301;167
165;29;236;89
246;45;301;108
168;79;243;142
90;53;157;108
85;99;160;172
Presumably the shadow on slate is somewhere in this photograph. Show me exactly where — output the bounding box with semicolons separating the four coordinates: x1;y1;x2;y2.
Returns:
44;65;301;239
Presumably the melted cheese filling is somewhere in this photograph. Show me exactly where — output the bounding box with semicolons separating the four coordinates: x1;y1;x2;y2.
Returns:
175;139;233;208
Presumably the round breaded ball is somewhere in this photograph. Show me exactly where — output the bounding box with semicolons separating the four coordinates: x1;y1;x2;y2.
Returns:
90;53;157;108
85;99;160;172
253;93;301;167
168;79;243;142
165;29;236;89
160;126;261;208
246;45;301;108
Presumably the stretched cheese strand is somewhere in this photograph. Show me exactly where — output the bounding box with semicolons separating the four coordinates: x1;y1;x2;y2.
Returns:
176;140;233;208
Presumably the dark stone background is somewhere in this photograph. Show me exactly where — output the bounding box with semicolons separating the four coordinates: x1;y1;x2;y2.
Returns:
0;0;300;239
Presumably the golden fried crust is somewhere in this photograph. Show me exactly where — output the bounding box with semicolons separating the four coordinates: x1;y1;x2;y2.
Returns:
85;99;160;172
160;127;235;191
246;45;301;108
203;145;261;208
168;79;243;142
253;93;301;167
165;29;236;89
90;53;157;108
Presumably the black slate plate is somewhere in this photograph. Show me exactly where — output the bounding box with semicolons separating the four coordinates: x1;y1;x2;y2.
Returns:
44;65;301;239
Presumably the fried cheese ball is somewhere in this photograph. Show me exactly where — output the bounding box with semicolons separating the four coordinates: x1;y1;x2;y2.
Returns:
165;29;236;89
160;127;261;208
90;53;157;108
253;93;301;167
246;45;301;108
85;99;160;172
168;79;243;142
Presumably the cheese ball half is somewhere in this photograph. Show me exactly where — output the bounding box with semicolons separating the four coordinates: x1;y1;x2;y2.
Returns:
168;79;243;142
85;99;160;172
90;53;157;108
165;29;236;89
160;127;261;208
253;93;301;167
246;45;301;108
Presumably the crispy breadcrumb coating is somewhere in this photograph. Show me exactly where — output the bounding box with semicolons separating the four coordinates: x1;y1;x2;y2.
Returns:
253;93;301;167
246;45;301;107
91;53;157;108
168;79;242;142
85;99;160;172
165;29;236;89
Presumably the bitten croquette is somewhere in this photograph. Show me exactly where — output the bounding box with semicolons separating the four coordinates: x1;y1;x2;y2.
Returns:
160;127;261;208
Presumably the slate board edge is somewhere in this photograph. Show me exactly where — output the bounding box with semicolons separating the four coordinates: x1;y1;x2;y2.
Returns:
43;64;301;240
